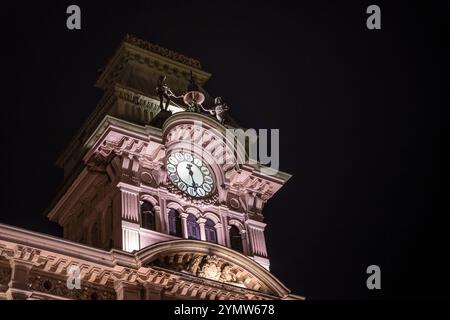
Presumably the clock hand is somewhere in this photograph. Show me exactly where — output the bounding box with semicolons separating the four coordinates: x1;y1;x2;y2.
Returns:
186;164;198;190
191;176;198;190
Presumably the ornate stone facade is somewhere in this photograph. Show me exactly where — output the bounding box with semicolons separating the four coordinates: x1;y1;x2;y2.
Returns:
0;35;302;300
0;225;302;300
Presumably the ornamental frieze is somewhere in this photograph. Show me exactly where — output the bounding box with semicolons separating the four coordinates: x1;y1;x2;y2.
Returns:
123;34;202;70
152;253;270;295
28;274;116;300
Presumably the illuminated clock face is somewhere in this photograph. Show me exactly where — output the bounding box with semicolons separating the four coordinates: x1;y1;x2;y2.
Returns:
166;151;215;198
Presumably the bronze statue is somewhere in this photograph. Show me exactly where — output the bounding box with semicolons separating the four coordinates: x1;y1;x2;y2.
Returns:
199;97;229;124
210;97;229;124
156;75;175;111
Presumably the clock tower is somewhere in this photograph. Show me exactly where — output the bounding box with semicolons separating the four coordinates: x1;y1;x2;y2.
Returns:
0;35;302;300
47;34;290;272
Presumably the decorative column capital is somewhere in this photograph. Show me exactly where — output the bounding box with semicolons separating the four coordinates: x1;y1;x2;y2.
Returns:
117;182;141;193
245;219;267;229
197;218;207;241
179;213;189;239
179;212;189;219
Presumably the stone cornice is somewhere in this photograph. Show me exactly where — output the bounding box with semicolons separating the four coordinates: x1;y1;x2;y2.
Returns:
0;224;303;300
48;115;164;222
0;224;121;267
55;85;165;171
123;34;203;70
95;37;211;91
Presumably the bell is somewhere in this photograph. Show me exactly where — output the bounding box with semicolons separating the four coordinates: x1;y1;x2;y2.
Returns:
183;91;205;105
183;71;205;105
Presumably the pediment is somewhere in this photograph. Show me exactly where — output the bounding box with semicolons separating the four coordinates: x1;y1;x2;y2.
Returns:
135;240;291;298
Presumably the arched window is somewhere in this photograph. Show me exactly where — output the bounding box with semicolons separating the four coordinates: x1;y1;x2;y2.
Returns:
205;219;217;243
140;201;156;231
229;225;243;253
187;214;201;240
168;209;182;237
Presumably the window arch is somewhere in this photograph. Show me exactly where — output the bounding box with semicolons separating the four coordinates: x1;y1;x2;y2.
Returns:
168;209;182;237
140;201;156;231
187;214;201;240
205;219;217;243
229;225;243;253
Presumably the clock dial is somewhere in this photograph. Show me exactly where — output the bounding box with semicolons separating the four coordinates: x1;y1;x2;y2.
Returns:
177;181;187;191
184;153;193;162
175;152;184;161
168;156;178;165
193;158;202;167
167;151;215;198
187;187;196;197
169;173;179;183
204;175;213;185
197;188;206;197
203;183;212;192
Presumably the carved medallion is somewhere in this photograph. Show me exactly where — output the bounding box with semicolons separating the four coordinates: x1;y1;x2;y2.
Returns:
198;255;222;281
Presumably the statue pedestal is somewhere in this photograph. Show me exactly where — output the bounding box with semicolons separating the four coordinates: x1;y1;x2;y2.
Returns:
150;110;173;128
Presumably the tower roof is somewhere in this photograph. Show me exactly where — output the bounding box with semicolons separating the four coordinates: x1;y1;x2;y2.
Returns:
121;34;203;69
95;34;211;95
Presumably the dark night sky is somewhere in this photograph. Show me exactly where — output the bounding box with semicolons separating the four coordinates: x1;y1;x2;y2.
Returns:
0;1;449;299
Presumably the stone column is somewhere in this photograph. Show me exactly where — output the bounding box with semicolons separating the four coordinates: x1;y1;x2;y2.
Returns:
121;221;140;252
179;213;189;239
6;259;34;300
222;214;231;247
245;220;268;258
197;217;207;241
240;229;248;255
117;182;140;223
114;280;141;300
154;205;162;232
159;196;168;234
117;183;141;252
245;219;270;270
214;223;225;245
